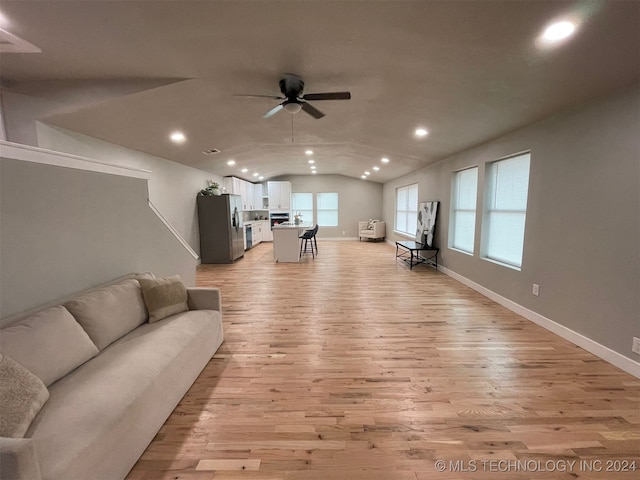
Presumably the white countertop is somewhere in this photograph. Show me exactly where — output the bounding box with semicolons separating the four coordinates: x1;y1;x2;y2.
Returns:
244;219;268;224
272;223;313;229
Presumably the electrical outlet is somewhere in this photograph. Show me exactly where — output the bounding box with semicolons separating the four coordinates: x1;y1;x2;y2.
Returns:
632;337;640;355
532;284;540;296
342;230;346;236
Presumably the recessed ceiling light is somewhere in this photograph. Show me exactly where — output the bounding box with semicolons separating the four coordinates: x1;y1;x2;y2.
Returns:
361;175;367;179
373;166;380;171
415;128;428;137
541;20;576;43
227;159;236;166
241;168;248;173
308;159;315;164
381;157;390;163
310;166;316;170
305;150;313;155
252;173;259;177
364;171;370;175
169;131;186;143
259;176;264;180
311;170;317;175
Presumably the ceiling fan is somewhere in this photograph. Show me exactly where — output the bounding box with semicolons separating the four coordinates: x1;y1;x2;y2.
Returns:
236;73;351;119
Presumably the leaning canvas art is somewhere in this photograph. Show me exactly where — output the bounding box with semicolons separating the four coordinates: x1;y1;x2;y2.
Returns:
416;201;438;247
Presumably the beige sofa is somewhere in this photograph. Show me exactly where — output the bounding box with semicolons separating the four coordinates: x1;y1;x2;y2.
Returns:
0;273;224;480
358;220;386;241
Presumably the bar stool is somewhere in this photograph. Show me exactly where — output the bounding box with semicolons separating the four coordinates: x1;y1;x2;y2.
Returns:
299;224;318;259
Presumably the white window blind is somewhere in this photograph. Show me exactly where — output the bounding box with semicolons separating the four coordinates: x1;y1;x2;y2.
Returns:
317;192;338;226
483;152;531;268
292;193;313;225
450;167;478;254
395;184;418;236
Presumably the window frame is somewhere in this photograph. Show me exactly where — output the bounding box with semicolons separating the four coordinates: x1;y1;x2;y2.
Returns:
395;183;419;237
316;192;338;227
292;192;314;225
481;151;531;270
449;166;478;255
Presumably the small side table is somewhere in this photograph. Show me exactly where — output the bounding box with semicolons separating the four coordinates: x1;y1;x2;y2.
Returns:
395;241;439;270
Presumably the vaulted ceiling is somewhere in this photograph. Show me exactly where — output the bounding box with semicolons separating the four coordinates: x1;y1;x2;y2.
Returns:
0;1;638;183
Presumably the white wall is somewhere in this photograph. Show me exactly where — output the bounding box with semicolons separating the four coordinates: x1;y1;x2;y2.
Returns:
383;84;640;363
0;153;199;319
35;123;222;255
1;89;223;255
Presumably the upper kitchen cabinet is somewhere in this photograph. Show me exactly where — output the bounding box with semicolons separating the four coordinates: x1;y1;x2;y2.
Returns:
253;184;264;212
224;176;258;211
268;181;291;211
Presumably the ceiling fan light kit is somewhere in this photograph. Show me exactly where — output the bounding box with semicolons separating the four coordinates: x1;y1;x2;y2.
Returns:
283;102;302;114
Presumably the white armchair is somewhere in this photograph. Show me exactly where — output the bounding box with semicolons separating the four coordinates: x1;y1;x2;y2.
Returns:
358;220;386;242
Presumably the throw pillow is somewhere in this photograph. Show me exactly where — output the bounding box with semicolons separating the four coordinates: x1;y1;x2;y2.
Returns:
0;305;99;386
138;275;189;323
0;354;49;438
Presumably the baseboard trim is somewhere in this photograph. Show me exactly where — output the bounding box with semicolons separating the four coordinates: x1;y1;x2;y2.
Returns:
325;237;359;241
439;265;640;379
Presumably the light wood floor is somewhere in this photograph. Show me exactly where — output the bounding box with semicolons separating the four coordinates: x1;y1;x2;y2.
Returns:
127;240;639;480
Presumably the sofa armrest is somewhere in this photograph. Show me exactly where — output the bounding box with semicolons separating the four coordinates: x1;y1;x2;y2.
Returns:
0;437;42;480
358;221;368;231
373;222;386;236
187;287;221;312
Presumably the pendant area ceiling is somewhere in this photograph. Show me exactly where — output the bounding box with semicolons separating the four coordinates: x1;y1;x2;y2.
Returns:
0;1;638;183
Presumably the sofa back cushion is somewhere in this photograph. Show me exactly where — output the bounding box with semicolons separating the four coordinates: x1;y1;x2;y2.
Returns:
64;279;148;350
0;306;99;386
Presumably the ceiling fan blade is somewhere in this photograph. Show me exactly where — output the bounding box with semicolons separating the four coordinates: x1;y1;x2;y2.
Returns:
301;102;325;119
263;103;284;118
234;94;285;99
302;92;351;101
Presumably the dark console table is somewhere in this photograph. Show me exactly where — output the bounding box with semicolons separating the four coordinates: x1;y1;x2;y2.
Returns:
395;241;439;270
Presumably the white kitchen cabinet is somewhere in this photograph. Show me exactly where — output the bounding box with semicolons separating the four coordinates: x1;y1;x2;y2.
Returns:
253;183;263;212
268;181;291;211
224;176;256;211
252;222;261;246
261;220;273;242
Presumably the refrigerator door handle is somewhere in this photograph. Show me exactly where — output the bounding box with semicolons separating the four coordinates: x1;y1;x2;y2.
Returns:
232;207;239;231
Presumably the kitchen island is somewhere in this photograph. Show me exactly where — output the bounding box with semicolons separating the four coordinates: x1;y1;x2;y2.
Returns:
272;223;313;262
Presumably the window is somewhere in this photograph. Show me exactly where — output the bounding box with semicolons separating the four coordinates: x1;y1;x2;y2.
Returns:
292;193;313;224
482;152;531;269
317;192;338;226
395;184;418;236
449;167;478;254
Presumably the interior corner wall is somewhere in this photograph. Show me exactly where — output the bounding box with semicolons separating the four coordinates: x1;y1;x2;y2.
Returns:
0;89;222;255
0;92;7;141
34;123;221;255
0;157;199;319
277;174;383;238
383;84;640;362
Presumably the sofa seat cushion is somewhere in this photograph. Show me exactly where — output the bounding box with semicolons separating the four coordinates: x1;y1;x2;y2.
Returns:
0;306;99;386
64;278;148;350
26;309;223;480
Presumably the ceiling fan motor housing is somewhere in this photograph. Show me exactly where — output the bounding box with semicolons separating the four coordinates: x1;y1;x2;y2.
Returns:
279;76;304;100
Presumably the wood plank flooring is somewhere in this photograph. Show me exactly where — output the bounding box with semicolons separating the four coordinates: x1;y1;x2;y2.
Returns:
127;240;639;480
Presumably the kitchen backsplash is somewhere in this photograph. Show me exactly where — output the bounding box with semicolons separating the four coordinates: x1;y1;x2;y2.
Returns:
243;210;269;221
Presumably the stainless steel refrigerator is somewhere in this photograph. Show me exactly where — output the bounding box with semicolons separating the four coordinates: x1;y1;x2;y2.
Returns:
197;194;244;263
